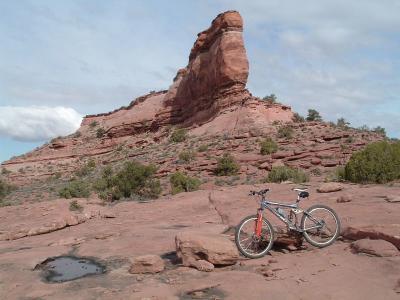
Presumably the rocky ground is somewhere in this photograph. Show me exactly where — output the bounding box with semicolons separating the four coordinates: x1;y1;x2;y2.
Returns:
0;181;399;299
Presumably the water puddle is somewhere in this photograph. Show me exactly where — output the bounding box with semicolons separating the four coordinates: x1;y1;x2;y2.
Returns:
35;256;106;283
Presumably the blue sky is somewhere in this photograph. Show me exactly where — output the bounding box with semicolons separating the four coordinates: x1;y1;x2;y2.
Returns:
1;0;399;162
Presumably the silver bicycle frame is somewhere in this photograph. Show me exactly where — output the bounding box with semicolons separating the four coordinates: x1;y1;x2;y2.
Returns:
259;194;322;232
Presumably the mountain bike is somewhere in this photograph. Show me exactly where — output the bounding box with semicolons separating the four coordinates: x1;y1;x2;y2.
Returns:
235;188;341;258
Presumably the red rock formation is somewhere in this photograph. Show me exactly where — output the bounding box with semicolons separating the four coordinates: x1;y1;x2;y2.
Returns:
1;11;384;187
164;11;250;125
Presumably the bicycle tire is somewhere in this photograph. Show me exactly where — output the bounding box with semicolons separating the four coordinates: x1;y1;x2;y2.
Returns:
301;204;341;247
235;215;275;259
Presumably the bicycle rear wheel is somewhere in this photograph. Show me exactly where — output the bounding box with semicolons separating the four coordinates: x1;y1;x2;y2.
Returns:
301;204;340;247
235;215;274;259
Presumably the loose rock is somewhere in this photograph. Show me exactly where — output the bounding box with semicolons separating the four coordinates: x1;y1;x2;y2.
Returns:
175;231;239;271
351;239;399;257
317;183;343;193
129;255;165;274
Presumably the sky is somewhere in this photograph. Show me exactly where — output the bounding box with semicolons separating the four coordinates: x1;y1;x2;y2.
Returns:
1;0;399;163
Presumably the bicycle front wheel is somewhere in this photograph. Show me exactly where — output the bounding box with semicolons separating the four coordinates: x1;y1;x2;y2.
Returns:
235;215;274;259
301;204;340;247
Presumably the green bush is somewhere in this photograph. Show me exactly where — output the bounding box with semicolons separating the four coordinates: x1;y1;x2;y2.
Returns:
262;94;277;103
197;144;208;152
94;161;161;201
89;121;98;128
69;199;83;212
373;126;386;137
325;166;346;182
266;166;309;183
0;179;13;199
59;180;91;199
170;128;188;143
344;141;400;183
75;159;96;177
215;153;240;176
260;138;278;155
336;118;350;129
170;172;201;194
179;150;196;163
277;126;294;139
1;168;11;175
96;128;106;138
306;109;322;122
292;113;305;123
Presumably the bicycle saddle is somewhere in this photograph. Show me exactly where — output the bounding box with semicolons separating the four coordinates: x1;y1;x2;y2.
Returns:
249;189;269;196
293;188;309;198
293;188;308;192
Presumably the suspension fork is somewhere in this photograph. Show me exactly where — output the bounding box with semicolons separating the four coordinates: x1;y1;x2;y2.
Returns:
254;208;263;237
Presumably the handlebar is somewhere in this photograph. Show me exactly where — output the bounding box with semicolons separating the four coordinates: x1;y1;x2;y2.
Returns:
249;188;270;196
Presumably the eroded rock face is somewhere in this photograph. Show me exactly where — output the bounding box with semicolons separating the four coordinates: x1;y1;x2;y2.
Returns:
165;11;250;125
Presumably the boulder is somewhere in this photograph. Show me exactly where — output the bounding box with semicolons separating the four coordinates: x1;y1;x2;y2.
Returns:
175;231;239;271
351;239;399;257
317;183;343;193
342;225;400;250
129;255;165;274
336;194;352;203
310;158;321;165
385;195;400;203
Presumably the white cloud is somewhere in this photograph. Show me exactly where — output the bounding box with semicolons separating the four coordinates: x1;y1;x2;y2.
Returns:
0;106;82;142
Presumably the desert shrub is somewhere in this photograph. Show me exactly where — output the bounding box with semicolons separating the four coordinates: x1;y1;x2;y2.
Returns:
59;180;91;199
89;121;98;128
215;153;240;176
345;136;354;144
277;126;294;139
198;144;208;152
169;128;188;143
306;109;322;122
1;167;11;175
358;125;369;132
336;118;350;129
0;179;13;199
344;141;400;183
292;113;305;123
266;166;309;183
373;126;386;137
262;94;277;103
69;199;83;212
170;172;201;194
325;166;346;182
94;161;161;201
96;128;106;138
178;150;196;163
73;131;82;138
310;168;322;176
260;138;278;155
75;159;96;177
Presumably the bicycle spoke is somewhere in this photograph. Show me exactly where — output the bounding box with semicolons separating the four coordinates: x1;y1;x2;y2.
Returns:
236;217;273;257
303;207;339;246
